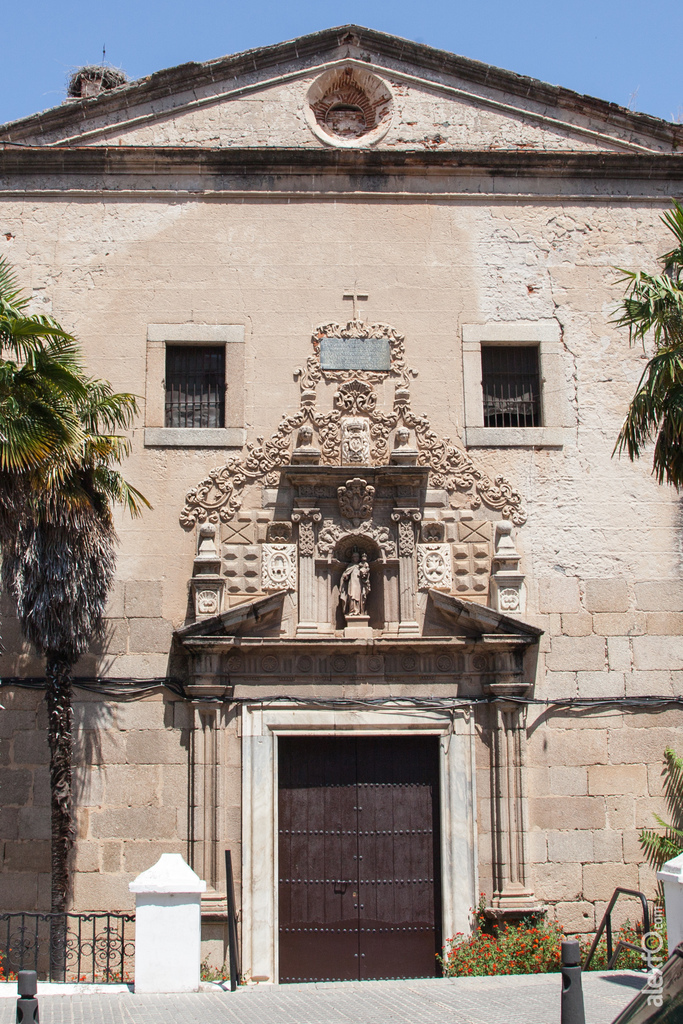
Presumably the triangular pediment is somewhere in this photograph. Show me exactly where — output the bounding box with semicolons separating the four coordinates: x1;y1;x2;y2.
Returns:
428;590;542;644
2;26;679;155
176;591;287;641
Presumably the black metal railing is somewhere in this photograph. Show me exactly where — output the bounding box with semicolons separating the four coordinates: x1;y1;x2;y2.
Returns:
583;887;651;972
225;849;241;991
0;912;134;983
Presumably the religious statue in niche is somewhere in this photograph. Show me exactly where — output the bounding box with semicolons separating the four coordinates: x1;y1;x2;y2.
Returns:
339;549;371;617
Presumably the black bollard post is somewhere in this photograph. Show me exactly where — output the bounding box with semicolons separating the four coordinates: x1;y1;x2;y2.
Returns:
561;940;585;1024
16;971;39;1024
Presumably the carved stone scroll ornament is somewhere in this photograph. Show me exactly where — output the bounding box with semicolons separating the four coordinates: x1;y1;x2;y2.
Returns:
317;522;396;560
180;320;527;527
337;478;375;527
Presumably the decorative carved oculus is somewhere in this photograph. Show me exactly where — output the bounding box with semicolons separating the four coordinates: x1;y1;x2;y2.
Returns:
305;66;394;148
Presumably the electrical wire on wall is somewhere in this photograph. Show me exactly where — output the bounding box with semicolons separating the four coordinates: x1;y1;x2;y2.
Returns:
1;675;682;714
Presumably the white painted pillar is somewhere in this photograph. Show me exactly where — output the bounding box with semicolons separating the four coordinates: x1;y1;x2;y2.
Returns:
130;853;206;993
657;852;683;954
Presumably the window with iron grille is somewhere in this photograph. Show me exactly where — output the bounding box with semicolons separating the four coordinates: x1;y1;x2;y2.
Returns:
165;346;225;428
481;345;541;428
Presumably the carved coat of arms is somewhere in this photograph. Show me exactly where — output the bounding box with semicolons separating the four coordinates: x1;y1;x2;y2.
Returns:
337;478;375;528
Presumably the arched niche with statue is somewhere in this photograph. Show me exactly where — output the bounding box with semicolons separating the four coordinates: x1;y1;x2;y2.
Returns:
330;535;385;633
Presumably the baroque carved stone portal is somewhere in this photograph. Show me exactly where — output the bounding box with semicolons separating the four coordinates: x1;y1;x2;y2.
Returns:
180;320;527;528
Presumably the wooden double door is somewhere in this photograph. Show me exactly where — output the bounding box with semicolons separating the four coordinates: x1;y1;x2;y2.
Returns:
278;735;442;983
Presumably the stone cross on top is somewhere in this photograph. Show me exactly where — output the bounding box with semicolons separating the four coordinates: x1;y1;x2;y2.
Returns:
343;287;368;320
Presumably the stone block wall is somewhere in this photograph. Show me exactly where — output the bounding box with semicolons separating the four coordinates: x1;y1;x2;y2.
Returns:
0;690;192;913
525;705;681;934
1;678;681;945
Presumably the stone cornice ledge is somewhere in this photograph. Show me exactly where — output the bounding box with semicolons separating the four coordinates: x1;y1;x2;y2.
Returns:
2;147;683;182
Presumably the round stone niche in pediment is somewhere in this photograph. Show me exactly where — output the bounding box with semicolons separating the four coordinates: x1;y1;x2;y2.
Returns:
305;66;394;148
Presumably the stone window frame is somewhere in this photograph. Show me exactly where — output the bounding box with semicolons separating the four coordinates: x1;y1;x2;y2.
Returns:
144;324;246;447
462;321;573;448
241;703;477;984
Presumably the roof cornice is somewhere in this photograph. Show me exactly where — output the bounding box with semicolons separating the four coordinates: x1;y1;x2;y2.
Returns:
1;145;683;182
1;25;681;149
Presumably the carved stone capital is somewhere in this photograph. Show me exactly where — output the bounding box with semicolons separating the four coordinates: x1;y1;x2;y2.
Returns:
291;509;323;523
391;508;422;523
392;508;421;557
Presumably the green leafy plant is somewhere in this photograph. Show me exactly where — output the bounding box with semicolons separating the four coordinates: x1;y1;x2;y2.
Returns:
581;918;663;972
613;201;683;487
440;918;564;977
0;260;150;932
440;895;660;977
640;747;683;872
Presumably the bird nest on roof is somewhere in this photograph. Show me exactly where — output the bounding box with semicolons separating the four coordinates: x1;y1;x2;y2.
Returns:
67;65;128;98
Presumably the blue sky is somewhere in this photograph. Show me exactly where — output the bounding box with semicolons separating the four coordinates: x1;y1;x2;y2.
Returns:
2;0;681;126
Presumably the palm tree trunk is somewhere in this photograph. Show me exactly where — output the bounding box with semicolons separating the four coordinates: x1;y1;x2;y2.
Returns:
45;652;75;979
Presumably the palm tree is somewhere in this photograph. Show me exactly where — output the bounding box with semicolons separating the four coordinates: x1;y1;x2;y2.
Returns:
640;748;683;892
0;256;86;477
613;202;683;486
0;260;149;926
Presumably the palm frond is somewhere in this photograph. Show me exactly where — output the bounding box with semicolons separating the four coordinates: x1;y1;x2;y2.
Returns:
76;379;140;434
664;748;683;827
613;203;683;485
0;256;28;308
639;748;683;870
660;200;683;273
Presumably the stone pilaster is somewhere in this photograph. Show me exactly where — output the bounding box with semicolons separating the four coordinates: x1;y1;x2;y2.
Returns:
292;508;322;636
189;705;222;898
391;508;421;637
485;680;542;920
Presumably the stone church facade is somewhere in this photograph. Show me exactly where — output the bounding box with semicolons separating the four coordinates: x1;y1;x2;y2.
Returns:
1;25;682;982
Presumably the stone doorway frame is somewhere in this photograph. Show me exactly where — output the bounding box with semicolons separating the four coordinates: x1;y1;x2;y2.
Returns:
241;703;478;984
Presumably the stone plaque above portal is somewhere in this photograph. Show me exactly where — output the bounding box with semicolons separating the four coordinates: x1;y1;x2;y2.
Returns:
320;337;391;371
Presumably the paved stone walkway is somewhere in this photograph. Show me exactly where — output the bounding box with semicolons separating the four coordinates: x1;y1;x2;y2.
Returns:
0;971;647;1024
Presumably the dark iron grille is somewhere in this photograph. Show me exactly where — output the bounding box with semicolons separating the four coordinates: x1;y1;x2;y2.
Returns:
0;912;134;982
165;345;225;428
481;345;541;428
